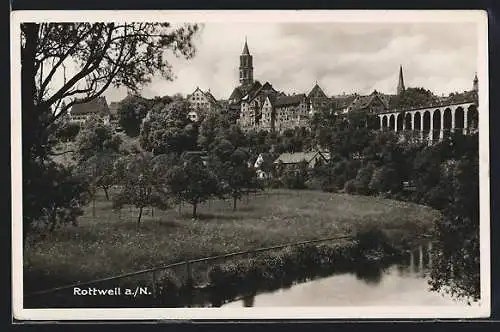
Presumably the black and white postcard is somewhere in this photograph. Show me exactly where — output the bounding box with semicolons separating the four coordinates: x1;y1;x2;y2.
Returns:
11;10;491;320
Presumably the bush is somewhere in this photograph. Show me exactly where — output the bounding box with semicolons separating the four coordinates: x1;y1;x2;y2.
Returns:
369;165;399;194
355;227;389;252
344;179;357;194
354;163;376;195
268;177;284;189
282;172;307;190
305;178;323;190
155;269;183;306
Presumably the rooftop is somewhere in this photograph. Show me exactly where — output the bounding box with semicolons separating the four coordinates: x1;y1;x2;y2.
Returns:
274;94;307;107
70;96;110;115
274;151;327;164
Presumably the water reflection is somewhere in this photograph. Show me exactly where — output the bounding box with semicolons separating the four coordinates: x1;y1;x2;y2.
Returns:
222;242;469;307
354;263;384;285
243;294;255;307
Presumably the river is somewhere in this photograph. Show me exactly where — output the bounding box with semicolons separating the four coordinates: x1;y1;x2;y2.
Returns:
223;242;475;307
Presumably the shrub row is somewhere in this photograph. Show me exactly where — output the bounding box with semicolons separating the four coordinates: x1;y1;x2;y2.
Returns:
26;230;404;308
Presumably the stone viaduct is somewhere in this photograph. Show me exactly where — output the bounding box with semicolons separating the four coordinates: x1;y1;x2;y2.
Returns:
377;101;479;141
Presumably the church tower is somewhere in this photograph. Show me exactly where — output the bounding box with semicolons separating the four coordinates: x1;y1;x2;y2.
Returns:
397;65;405;95
239;38;254;87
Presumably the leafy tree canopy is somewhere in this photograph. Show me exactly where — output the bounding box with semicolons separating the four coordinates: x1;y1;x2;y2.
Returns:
391;87;439;110
21;22;199;236
139;99;197;155
75;116;121;162
117;94;152;137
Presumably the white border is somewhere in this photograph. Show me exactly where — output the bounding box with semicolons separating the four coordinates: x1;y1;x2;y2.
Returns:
11;10;490;320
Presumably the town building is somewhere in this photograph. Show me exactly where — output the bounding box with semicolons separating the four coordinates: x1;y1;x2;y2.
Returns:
341;90;391;114
308;83;334;114
186;87;220;122
68;96;111;125
230;39;318;133
274;151;329;173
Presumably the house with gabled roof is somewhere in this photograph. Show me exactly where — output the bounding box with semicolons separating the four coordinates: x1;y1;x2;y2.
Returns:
273;94;310;132
308;83;334;114
238;81;279;131
68;96;111;125
343;90;391;115
186;87;221;121
274;150;329;173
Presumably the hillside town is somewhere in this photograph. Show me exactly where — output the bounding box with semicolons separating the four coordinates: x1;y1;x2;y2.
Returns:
21;21;482;311
67;39;479;140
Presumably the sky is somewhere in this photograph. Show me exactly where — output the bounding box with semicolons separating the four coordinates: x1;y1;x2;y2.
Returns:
103;21;479;102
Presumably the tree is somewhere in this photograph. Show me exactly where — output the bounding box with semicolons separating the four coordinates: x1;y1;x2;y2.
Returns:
30;162;90;233
368;165;399;194
412;146;447;206
112;152;170;227
75;116;121;162
140;99;197;155
211;145;253;211
54;119;80;142
321;110;374;160
310;107;338;150
391;87;438;109
117;94;151;137
197;112;219;151
75;150;120;218
168;155;220;218
21;22;199;237
78;151;119;201
429;155;480;302
226;124;247;148
353;163;376;195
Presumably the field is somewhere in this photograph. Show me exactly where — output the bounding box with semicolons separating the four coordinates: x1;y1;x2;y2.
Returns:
24;189;440;293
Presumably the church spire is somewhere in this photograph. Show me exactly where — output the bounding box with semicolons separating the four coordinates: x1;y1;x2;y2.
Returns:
242;36;250;55
473;72;478;93
239;37;253;86
397;65;405;95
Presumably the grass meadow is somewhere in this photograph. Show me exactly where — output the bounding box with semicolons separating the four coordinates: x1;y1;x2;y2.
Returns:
23;188;440;296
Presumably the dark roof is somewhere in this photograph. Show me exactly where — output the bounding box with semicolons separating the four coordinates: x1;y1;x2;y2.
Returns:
275;94;307;107
70;96;110;115
334;94;358;109
307;83;327;99
348;95;372;111
229;87;243;101
245;81;263;97
377;93;393;108
229;81;263;102
264;94;277;106
347;91;389;112
242;40;250;55
247;82;276;102
204;90;218;104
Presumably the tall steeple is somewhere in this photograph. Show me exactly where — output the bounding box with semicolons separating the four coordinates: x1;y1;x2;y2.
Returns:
397;65;405;95
239;37;253;87
473;72;478;93
242;36;250;55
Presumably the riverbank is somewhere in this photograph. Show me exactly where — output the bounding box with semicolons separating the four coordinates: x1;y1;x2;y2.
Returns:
24;189;439;307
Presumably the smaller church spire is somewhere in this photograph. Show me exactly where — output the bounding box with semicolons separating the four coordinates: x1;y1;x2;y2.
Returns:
473;72;478;93
397;65;405;95
242;37;250;55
